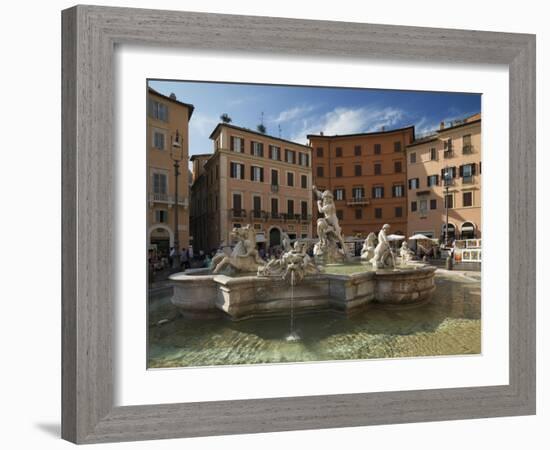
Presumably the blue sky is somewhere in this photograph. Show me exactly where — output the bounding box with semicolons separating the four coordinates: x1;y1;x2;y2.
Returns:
149;80;481;156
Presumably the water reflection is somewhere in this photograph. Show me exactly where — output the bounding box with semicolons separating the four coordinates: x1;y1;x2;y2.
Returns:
148;272;481;368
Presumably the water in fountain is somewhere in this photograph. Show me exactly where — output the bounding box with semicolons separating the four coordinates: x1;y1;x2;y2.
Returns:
286;269;300;342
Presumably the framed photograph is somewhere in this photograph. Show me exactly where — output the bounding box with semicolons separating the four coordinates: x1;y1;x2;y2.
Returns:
62;5;535;444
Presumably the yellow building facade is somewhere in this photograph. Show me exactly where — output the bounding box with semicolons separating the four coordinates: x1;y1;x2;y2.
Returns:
147;88;194;254
406;114;482;242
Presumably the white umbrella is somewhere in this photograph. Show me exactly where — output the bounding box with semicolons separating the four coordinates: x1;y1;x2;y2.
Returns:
408;233;432;240
387;234;406;241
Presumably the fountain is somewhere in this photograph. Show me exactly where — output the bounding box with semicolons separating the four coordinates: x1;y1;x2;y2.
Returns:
170;187;436;321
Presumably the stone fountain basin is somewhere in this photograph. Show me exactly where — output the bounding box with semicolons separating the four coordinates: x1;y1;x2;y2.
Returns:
169;264;436;321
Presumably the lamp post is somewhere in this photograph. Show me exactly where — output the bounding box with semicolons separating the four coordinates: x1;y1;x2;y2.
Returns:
170;129;183;270
443;165;451;246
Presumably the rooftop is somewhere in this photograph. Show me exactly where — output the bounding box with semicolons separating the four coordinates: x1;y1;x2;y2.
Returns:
306;125;415;140
209;123;311;149
148;87;195;119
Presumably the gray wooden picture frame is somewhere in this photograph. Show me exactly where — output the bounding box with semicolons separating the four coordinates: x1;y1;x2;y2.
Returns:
61;5;536;444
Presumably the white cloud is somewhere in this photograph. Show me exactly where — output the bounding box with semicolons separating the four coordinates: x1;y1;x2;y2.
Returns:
269;105;316;124
291;106;405;143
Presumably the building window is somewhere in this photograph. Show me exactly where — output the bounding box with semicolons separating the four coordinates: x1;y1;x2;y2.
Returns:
271;198;279;215
420;199;428;216
395;206;403;218
445;194;454;209
299;152;309;166
352;187;364;199
411;201;417;212
374;144;381;155
230;162;245;179
155;209;168;223
285;149;296;164
463;134;472;154
463;191;473;207
271;169;279;186
408;178;420;190
394;141;402;152
443;138;453;157
233;193;242;211
153;173;167;194
394;161;402;173
392;185;404;197
430;199;437;210
336;210;344;220
317;166;324;177
253;196;262;217
151;100;168;121
335;147;343;157
250;166;264;182
153;131;165;150
287;199;294;215
334;188;345;201
354;145;362;156
430;148;437;160
354;165;362;176
301;201;308;219
461;163;476;183
301;174;308;189
335;166;343;177
355;209;363;219
374;163;382;175
231;136;244;152
410;152;416;163
427;174;439;187
287;172;294;187
375;208;382;219
251;141;264;157
372;186;384;199
316;147;324;157
269;145;281;160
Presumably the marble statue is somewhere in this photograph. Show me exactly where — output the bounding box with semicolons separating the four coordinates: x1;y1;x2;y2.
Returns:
360;232;377;261
370;224;394;269
258;240;320;285
211;224;265;274
399;241;415;265
312;186;347;263
281;231;291;252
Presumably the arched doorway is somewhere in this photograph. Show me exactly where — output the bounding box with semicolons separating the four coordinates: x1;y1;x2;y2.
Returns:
461;222;476;239
441;223;456;243
269;227;281;248
148;224;174;255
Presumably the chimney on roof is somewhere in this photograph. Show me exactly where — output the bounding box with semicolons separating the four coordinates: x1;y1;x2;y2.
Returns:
439;121;445;130
169;93;177;100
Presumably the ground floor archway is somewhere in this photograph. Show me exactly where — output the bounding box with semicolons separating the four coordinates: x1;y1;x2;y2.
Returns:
268;226;281;248
460;221;477;239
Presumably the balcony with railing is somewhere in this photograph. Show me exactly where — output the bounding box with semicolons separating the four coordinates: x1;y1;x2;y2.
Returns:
270;184;279;193
443;149;454;159
270;211;283;220
300;214;312;223
462;175;475;185
347;197;370;206
251;209;270;221
148;192;188;207
462;144;473;155
229;208;247;219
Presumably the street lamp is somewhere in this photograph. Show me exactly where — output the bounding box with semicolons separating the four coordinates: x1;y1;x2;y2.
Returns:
170;129;183;270
443;165;452;246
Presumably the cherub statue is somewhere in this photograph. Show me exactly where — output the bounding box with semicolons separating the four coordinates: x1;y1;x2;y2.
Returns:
399;240;415;265
370;224;394;269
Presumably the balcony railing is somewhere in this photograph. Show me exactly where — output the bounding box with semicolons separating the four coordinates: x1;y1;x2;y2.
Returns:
347;197;370;206
462;145;473;154
270;212;283;220
229;208;247;219
443;150;454;159
149;193;188;207
251;210;270;221
300;214;312;222
462;175;475;185
270;184;279;193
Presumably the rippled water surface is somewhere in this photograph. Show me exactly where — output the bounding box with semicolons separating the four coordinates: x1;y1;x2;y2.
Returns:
148;272;481;368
